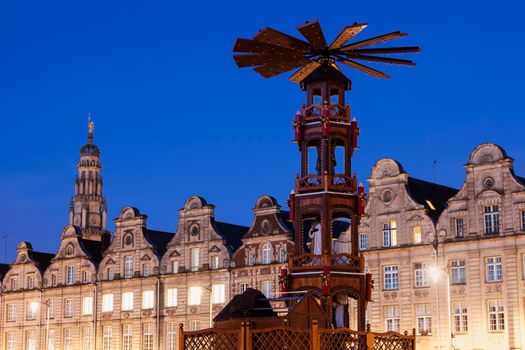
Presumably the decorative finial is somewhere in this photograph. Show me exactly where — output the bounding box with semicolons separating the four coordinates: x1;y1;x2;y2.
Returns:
87;112;94;143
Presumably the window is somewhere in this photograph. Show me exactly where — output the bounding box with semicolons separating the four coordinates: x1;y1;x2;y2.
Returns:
488;300;504;331
210;255;219;269
122;292;134;311
64;329;73;350
484;205;500;234
261;280;272;298
26;331;36;350
383;221;397;247
166;322;177;350
82;296;93;316
122;324;132;350
107;268;114;281
383;266;399;290
189;320;200;331
455;218;464;237
413;226;422;244
359;233;367;250
143;323;154;350
189;286;202;305
172;260;179;273
51;274;57;286
6;304;16;321
47;329;56;350
384;306;400;332
486;256;503;282
143;264;150;277
450;260;466;284
64;299;73;317
414;263;429;287
6;332;15;350
247;251;255;266
239;283;248;293
102;294;114;312
452;302;468;333
11;277;18;291
279;246;287;263
521;210;525;231
262;244;271;264
66;266;75;285
48;300;56;318
124;256;133;278
166;288;178;307
27;275;34;289
416;304;432;335
82;327;92;350
191;248;200;272
142;290;155;309
212;284;225;304
103;326;112;350
82;270;88;283
26;302;36;320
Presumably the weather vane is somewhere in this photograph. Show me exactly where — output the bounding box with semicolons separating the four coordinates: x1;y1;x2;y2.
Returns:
233;20;420;82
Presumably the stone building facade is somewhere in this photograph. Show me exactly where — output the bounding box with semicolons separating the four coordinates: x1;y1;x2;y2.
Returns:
2;124;525;350
362;143;525;350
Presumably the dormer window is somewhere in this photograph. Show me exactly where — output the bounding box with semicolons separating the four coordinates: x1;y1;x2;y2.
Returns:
278;246;287;263
27;275;34;289
521;210;525;231
210;256;219;270
484;206;500;235
262;244;271;264
247;251;255;266
66;266;75;285
455;218;465;237
172;260;179;274
382;221;397;247
11;278;18;291
124;256;133;278
190;248;200;272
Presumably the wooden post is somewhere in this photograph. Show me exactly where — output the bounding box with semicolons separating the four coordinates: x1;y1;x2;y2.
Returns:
239;322;245;350
366;324;374;350
178;323;184;350
245;321;252;350
412;328;416;350
310;320;319;350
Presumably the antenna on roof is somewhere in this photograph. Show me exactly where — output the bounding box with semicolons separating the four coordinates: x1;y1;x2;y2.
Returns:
432;159;438;183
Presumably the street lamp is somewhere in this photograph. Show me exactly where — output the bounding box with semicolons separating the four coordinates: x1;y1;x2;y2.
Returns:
30;300;51;350
429;263;453;349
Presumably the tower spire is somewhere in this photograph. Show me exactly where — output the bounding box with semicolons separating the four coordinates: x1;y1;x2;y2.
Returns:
69;115;109;242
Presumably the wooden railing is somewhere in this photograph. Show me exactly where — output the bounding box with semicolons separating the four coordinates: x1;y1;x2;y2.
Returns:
288;253;363;273
296;174;356;193
302;104;350;123
180;321;416;350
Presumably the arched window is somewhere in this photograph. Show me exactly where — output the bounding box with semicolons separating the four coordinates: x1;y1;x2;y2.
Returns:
262;244;271;265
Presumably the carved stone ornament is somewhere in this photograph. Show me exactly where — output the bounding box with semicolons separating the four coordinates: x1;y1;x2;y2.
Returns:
450;285;466;296
143;310;152;317
414;289;430;298
484;177;495;189
383;291;398;299
190;306;198;314
485;283;502;294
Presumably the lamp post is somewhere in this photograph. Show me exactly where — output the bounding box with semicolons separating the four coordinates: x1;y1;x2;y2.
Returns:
30;300;51;350
429;259;453;349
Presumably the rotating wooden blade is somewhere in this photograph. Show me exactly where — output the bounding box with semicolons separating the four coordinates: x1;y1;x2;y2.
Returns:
254;60;308;78
345;54;415;66
234;53;307;68
340;59;390;79
341;31;407;52
233;38;298;55
253;27;313;51
350;46;421;55
289;61;321;83
328;23;368;49
297;20;327;49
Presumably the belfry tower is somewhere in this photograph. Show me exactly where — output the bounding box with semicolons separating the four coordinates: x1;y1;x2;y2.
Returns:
233;20;419;330
68;120;109;242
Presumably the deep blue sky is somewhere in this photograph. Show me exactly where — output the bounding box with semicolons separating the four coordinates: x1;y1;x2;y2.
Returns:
1;0;524;262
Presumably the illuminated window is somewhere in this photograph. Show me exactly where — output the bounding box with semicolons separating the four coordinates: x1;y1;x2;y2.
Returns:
210;255;219;269
383;266;399;290
239;283;248;293
122;292;134;311
383;221;397;247
488;300;504;331
486;256;503;282
262;244;271;264
6;304;16;322
82;296;93;316
172;260;179;273
191;248;200;272
66;266;75;285
64;329;73;350
122;324;132;350
413;226;422;244
166;288;178;307
143;323;154;350
166;322;177;350
48;300;56;318
484;206;500;234
416;304;432;335
384;306;400;332
142;290;155;309
6;332;15;350
82;327;92;350
261;280;272;298
26;302;36;320
102;294;114;312
107;268;114;281
247;251;255;266
143;264;150;277
452;302;468;333
26;331;36;350
212;284;225;304
188;286;202;305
